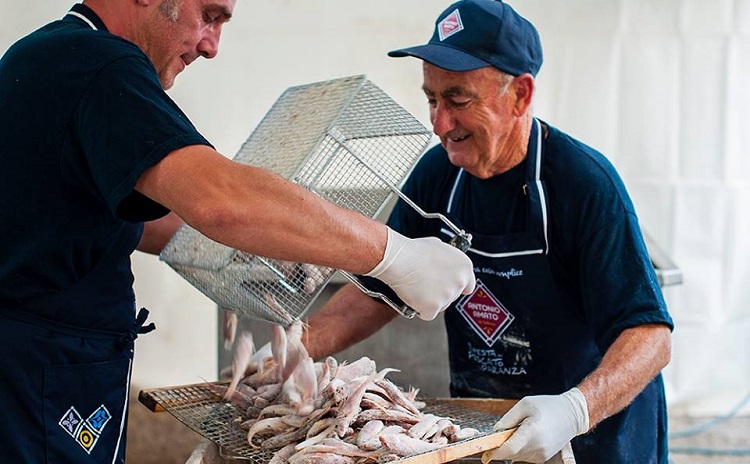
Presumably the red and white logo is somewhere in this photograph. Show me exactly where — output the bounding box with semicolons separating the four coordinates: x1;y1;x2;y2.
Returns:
455;280;514;347
438;9;464;41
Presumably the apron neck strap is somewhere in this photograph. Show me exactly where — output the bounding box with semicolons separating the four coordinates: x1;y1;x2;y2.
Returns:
524;118;543;184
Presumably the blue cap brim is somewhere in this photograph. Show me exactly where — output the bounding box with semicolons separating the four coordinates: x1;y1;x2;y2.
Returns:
388;43;492;72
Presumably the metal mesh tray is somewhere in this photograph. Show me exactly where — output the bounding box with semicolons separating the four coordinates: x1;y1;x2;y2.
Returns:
138;382;507;463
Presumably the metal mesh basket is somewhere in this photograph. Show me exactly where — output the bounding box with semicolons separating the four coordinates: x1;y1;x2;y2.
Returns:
160;75;432;326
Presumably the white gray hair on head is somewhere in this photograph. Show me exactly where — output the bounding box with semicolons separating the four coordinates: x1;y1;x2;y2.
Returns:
159;0;181;21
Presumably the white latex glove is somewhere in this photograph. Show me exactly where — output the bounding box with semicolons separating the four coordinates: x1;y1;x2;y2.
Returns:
364;228;476;321
545;442;577;464
185;439;228;464
482;388;589;463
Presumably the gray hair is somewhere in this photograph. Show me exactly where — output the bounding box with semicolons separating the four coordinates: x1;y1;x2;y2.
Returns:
159;0;181;21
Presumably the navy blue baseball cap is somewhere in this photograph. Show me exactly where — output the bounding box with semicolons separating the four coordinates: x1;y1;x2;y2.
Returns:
388;0;543;76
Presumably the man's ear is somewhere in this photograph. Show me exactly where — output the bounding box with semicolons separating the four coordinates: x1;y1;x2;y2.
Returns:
512;74;535;117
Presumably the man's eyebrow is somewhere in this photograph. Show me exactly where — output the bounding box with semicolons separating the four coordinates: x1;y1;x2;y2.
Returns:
207;3;233;21
422;85;477;98
219;9;232;21
441;86;476;98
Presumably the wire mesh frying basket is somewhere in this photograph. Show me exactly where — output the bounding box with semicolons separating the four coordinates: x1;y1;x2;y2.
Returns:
161;75;448;326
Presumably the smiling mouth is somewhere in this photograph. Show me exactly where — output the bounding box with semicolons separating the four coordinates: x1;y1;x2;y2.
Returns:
448;134;470;143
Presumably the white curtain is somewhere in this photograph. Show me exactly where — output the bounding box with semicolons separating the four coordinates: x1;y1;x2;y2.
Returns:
514;0;750;415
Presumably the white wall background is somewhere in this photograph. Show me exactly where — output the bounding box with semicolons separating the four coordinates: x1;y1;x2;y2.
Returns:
3;0;749;416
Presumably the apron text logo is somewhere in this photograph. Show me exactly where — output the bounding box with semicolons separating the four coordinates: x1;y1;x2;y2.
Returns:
467;345;528;375
456;279;515;346
478;267;523;280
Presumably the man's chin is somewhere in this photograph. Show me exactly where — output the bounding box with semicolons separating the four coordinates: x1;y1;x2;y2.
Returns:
160;75;177;90
446;151;470;168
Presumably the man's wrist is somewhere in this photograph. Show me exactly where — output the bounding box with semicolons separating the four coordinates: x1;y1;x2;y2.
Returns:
364;227;405;280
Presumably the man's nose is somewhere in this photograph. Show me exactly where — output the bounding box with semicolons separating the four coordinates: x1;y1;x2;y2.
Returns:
431;104;454;136
197;27;221;59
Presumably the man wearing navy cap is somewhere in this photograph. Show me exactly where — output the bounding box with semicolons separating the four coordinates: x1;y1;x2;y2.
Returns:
0;0;477;461
305;1;673;463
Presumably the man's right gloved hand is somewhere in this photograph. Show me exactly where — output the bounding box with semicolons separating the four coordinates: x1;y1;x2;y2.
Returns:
364;227;476;320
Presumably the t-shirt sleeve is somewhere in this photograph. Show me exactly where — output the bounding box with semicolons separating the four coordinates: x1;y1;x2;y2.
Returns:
64;54;212;222
579;211;674;351
567;160;674;351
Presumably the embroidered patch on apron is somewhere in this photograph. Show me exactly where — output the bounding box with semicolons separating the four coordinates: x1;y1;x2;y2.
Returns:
455;279;514;346
58;405;111;454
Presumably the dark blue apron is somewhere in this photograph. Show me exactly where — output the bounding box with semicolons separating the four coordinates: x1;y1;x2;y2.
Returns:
441;119;667;463
0;224;154;464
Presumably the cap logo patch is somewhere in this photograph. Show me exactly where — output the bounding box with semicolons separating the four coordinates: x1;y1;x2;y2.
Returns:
438;9;464;41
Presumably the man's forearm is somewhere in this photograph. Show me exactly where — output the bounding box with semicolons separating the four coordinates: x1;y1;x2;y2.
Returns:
135;145;386;273
304;283;397;361
578;324;672;428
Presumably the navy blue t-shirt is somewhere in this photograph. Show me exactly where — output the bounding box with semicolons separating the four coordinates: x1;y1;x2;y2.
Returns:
0;5;210;327
382;121;673;462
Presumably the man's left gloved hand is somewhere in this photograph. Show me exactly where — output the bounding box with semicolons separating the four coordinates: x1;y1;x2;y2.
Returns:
482;388;589;463
364;227;475;321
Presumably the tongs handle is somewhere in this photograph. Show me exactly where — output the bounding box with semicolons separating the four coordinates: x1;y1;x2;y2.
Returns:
340;271;418;319
341;230;473;319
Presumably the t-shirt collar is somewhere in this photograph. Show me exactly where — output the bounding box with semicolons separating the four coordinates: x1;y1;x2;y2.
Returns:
66;3;109;32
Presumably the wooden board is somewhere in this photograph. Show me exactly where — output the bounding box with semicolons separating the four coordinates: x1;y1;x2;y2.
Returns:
396;427;515;464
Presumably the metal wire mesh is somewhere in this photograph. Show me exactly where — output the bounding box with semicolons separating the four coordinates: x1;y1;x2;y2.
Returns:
160;75;432;325
140;383;501;463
